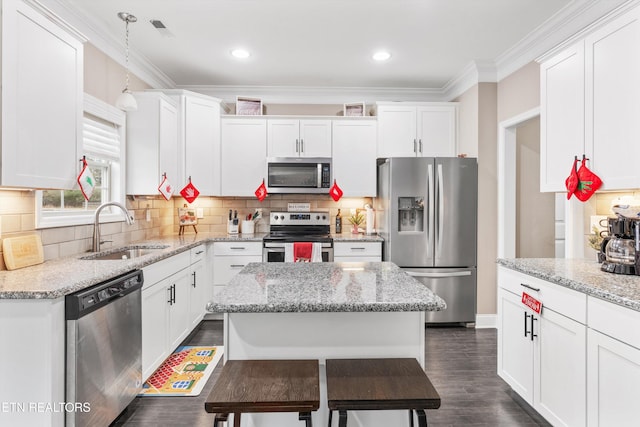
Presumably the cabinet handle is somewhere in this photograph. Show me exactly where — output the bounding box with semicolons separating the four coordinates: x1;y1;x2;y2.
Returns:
301;139;304;153
419;139;423;153
192;271;197;288
230;264;245;268
520;283;540;292
350;247;366;251
172;284;176;304
168;286;173;305
413;139;417;153
296;139;299;153
230;247;245;250
524;312;530;338
530;315;538;341
195;250;204;255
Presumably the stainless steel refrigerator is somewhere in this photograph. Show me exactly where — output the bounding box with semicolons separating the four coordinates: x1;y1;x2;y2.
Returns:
376;157;477;323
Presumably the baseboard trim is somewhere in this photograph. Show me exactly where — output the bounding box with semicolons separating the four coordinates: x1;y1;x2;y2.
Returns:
475;314;497;329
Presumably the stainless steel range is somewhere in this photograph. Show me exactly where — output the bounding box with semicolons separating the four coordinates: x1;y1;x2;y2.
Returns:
263;211;333;262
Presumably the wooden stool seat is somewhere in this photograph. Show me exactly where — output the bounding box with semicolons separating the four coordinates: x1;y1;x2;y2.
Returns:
326;358;440;427
205;359;320;427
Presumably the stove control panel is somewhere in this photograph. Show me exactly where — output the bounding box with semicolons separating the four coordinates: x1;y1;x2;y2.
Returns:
270;211;329;226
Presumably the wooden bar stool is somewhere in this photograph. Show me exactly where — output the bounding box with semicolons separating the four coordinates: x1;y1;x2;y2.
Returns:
326;358;440;427
205;359;320;427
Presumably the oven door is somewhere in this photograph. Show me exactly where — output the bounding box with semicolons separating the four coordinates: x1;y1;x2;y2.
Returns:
263;243;334;262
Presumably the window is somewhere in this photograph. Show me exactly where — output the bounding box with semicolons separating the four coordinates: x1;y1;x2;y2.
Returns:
36;94;126;228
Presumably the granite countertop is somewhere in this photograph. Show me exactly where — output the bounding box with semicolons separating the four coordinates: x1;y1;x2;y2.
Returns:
498;258;640;312
207;261;445;313
0;232;267;300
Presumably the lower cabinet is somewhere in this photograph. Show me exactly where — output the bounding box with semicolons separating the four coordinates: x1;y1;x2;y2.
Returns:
141;246;211;380
497;266;587;427
212;242;263;300
333;241;382;262
587;297;640;427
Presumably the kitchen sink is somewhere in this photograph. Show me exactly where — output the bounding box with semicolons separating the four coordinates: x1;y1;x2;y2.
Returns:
81;245;170;261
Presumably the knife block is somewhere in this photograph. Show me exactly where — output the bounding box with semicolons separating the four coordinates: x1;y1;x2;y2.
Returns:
227;220;239;234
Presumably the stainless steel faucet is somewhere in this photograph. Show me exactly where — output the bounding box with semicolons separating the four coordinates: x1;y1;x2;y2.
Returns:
93;201;135;252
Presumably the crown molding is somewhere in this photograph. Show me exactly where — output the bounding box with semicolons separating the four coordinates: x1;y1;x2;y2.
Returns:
42;0;176;89
495;0;630;81
177;85;444;105
442;60;497;101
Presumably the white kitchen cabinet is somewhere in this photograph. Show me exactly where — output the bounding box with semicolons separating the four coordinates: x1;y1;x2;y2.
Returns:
497;267;587;427
332;120;377;197
267;119;332;158
539;7;640;191
333;241;382;262
1;0;85;189
376;103;457;158
188;244;209;329
212;242;262;303
141;276;171;380
126;92;178;194
221;118;267;196
539;42;585;192
167;269;191;350
586;296;640;427
160;90;227;195
585;7;640;190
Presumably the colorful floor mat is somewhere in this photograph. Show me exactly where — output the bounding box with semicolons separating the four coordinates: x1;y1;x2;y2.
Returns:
139;346;223;397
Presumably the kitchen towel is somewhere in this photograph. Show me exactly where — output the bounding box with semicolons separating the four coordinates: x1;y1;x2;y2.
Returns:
285;242;323;262
294;242;313;262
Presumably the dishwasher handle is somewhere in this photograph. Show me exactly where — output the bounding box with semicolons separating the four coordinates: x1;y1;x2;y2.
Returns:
65;269;144;320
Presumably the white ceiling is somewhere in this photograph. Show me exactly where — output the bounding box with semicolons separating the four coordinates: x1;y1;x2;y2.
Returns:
53;0;628;101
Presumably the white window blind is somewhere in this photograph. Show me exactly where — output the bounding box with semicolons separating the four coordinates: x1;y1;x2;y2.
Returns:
83;114;120;162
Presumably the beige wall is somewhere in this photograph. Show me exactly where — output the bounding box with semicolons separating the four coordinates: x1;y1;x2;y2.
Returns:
516;117;555;258
497;61;540;122
456;85;479;158
84;43;151;105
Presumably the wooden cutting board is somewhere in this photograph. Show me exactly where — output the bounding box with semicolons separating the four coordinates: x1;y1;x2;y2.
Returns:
2;234;44;271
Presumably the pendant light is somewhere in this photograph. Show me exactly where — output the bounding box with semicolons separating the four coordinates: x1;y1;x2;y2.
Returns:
115;12;138;111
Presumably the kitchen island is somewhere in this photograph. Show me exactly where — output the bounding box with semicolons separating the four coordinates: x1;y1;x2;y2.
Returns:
207;261;445;427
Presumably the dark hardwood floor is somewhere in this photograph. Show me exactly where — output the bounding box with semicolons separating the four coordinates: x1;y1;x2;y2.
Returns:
113;321;551;427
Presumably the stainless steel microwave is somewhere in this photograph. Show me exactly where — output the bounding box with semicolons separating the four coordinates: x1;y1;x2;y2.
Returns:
266;157;332;193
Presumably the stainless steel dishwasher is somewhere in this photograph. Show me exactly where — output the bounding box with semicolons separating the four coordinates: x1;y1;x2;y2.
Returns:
66;269;143;427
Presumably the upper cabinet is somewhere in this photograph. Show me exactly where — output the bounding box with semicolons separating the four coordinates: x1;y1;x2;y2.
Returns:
162;90;227;196
540;7;640;191
376;102;458;158
267;119;332;158
126;92;178;195
1;0;85;189
221;118;267;197
332;119;377;197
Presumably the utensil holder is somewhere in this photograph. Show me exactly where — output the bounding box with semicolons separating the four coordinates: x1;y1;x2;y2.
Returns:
241;220;255;234
227;220;239;234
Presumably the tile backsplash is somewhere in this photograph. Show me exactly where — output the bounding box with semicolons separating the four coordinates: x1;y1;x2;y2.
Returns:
0;189;371;270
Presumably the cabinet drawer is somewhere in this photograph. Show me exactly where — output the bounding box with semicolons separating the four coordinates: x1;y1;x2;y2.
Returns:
588;297;640;349
190;244;207;263
142;251;190;289
213;255;263;284
498;266;586;324
333;242;382;257
213;241;262;256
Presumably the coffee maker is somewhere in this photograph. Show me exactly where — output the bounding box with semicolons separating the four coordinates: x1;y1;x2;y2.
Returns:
600;216;639;274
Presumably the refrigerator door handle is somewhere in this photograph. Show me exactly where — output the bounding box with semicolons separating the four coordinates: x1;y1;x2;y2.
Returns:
427;163;434;260
436;163;444;256
406;271;472;278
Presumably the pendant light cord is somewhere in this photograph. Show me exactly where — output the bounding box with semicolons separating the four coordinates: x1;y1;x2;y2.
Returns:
124;18;130;93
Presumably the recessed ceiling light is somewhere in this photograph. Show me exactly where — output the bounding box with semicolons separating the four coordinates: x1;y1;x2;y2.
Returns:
231;49;250;59
373;51;391;61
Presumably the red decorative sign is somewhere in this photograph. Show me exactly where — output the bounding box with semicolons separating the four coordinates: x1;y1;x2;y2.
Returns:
521;292;542;314
255;179;268;201
329;179;343;201
180;181;200;203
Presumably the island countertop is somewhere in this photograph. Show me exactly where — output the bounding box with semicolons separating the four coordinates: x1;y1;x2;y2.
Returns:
207;261;446;313
497;258;640;312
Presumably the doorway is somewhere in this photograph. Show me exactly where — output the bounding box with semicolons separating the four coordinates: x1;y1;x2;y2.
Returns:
498;108;556;259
